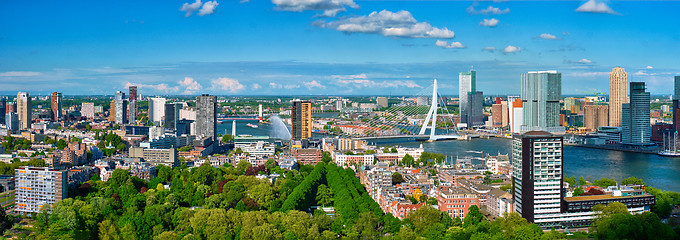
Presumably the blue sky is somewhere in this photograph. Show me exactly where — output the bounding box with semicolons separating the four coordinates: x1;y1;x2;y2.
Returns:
0;0;678;96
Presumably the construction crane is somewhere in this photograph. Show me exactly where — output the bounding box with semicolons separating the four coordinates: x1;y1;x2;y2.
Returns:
581;89;607;106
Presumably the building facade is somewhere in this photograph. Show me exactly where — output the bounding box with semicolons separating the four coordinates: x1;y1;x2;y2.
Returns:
17;92;31;130
15;167;67;214
459;70;483;127
376;97;388;108
196;94;217;141
114;91;128;124
149;97;166;124
520;71;563;133
292;100;312;140
128;147;178;167
50;92;62;121
621;82;651;144
674;76;680;133
609;67;628;127
128;86;137;123
583;105;609;131
81;102;95;119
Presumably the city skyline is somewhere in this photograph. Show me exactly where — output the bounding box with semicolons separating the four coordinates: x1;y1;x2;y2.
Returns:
1;1;678;96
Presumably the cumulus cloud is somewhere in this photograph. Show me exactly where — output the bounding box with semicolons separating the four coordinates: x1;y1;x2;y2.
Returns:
180;0;218;17
211;77;245;93
502;45;521;54
0;71;40;77
284;84;300;89
303;80;326;89
646;66;653;69
269;82;282;88
435;40;466;49
198;1;219;16
331;74;422;88
252;83;261;90
467;5;510;15
317;10;455;39
125;82;179;93
569;72;610;78
576;0;619;15
564;58;595;65
535;33;559;40
179;77;203;94
479;18;499;27
272;0;358;17
482;47;496;52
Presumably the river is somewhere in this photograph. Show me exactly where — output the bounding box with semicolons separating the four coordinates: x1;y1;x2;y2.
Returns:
218;121;680;192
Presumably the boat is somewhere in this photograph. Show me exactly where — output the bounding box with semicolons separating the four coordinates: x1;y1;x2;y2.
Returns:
246;123;258;129
658;131;680;157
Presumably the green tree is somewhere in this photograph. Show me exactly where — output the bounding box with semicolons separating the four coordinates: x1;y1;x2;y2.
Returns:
593;177;617;188
573;187;584;196
578;176;587;186
56;139;68;149
315;184;333;207
463;205;485;228
392;172;405;185
221;134;234;142
621;176;645;185
249;183;275;210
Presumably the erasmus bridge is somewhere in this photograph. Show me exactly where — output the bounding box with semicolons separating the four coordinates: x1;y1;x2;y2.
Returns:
353;79;461;142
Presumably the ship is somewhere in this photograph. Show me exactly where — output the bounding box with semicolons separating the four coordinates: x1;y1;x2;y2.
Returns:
658;131;680;157
246;123;258;129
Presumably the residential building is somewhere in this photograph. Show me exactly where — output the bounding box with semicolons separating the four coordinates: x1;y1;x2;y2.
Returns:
520;71;563;133
0;98;5;124
492;103;502;128
674;76;680;133
114;91;127;124
376;97;388;108
196;94;217;141
512;131;563;223
486;188;514;217
17;92;31;130
333;152;374;167
15;167;67;214
128;86;137;122
291;148;323;165
109;99;115;122
583;105;609;131
508;97;523;133
436;187;480;219
292;100;312;140
609;67;628;127
0;175;15;193
128;147;178;167
50;92;62;121
149;97;166;124
622;82;651;144
237;141;276;157
81;102;95;119
6;112;18;132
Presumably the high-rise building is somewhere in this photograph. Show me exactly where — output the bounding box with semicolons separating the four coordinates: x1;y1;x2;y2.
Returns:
6;102;16;113
148;97;166;124
467;91;484;127
6;112;18;132
512;131;563;223
109;99;116;122
335;100;343;111
50;92;62;121
164;103;182;131
15;166;67;213
520;71;563;133
114;91;128;125
196;94;217;141
492;103;503;128
81;102;95;119
376;97;388;108
583;105;609;131
459;70;476;125
563;97;580;114
609;67;628;127
129;86;138;122
508;97;523;133
501;101;509;128
0;98;5;124
17;92;32;130
622;82;651;144
673;76;680;133
292;100;312;140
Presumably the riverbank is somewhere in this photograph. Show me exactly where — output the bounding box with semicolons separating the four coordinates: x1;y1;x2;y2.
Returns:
565;143;665;155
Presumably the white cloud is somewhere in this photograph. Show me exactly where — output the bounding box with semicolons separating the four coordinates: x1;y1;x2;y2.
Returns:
303;80;326;89
576;0;619;15
502;45;521;53
252;83;261;90
577;59;593;64
536;33;558;40
211;77;245;93
125;82;179;93
467;5;510;15
568;72;609;78
198;1;219;16
331;74;422;88
180;0;203;17
482;47;496;52
284;84;300;89
318;10;455;39
179;77;203;94
633;70;656;76
0;71;40;77
479;18;499;27
646;66;653;69
269;82;282;88
435;40;466;49
240;0;249;3
272;0;358;17
181;0;218;17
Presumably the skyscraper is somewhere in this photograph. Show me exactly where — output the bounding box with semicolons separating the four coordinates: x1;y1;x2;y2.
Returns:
609;67;628;127
109;99;115;122
51;92;62;121
17;92;31;130
583;105;609;131
15;167;67;214
81;102;95;119
622;82;651;144
674;76;680;133
520;71;563;133
0;98;5;124
6;112;18;132
291;100;312;140
196;94;217;141
459;70;476;125
148;97;166;125
128;86;137;123
164;103;182;131
512;131;563;223
114;91;127;124
467;91;484;127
